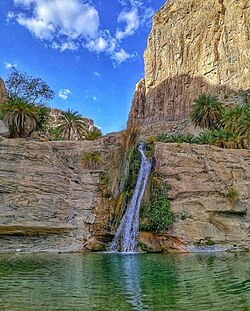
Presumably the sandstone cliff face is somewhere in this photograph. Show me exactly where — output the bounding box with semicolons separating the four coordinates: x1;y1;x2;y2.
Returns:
139;143;250;252
129;0;250;131
0;78;7;104
0;137;249;253
0;137;112;252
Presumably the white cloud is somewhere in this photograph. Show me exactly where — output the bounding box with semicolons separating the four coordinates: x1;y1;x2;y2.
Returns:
85;30;117;54
111;49;131;64
6;11;15;22
9;0;150;65
12;0;99;44
116;9;139;40
58;88;72;100
4;62;17;69
117;0;155;29
94;72;101;77
93;96;97;102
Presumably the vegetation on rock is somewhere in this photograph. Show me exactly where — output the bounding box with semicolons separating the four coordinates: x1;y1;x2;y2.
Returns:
0;69;101;141
225;187;239;204
155;93;249;149
82;151;102;170
1;98;39;138
140;175;173;232
102;126;173;234
83;127;102;141
190;94;225;130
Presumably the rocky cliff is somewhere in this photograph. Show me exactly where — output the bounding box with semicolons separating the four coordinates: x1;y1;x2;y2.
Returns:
0;78;7;104
0;137;112;252
0;136;249;253
139;143;250;252
129;0;250;133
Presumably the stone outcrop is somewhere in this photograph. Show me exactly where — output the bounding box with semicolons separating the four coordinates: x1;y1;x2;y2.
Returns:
0;78;7;104
0;137;112;252
139;143;250;252
0;136;249;253
0;79;9;137
128;0;250;133
0;121;9;138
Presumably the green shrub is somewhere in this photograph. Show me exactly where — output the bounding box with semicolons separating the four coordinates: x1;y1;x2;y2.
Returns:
194;131;216;145
140;178;173;232
155;133;168;142
155;133;195;144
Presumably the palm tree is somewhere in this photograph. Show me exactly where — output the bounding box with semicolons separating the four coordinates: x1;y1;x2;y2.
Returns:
237;107;250;148
1;98;38;138
222;103;249;133
190;94;224;130
211;128;241;149
83;127;102;141
56;109;86;141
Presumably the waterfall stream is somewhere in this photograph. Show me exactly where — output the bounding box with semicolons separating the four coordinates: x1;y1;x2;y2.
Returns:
110;143;151;252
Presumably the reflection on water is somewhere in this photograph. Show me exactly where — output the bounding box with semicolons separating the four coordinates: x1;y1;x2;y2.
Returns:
120;255;146;310
0;252;250;310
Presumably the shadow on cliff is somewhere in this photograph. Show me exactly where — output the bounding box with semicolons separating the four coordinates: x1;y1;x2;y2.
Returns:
128;74;247;126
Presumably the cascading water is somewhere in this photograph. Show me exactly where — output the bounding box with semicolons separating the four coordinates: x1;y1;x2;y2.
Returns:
110;143;151;252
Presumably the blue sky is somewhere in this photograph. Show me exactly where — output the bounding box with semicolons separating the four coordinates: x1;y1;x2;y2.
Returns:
0;0;165;133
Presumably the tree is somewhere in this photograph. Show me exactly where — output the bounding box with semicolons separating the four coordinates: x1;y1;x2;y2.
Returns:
36;105;50;132
2;98;38;138
56;109;86;140
222;103;249;133
237;107;250;147
83;127;102;141
190;94;224;130
5;68;54;105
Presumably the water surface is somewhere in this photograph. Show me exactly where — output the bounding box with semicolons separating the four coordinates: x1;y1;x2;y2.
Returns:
0;252;250;310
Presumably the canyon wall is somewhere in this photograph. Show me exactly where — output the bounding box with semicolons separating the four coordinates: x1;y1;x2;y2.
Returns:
139;143;250;252
128;0;250;133
0;137;112;252
0;78;7;104
0;137;249;253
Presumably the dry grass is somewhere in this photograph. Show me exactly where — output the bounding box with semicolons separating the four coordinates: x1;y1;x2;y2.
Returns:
106;123;140;198
81;151;102;170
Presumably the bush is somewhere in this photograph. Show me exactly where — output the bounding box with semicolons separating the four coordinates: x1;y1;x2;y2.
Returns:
81;151;102;170
193;131;216;145
155;133;195;144
140;177;173;232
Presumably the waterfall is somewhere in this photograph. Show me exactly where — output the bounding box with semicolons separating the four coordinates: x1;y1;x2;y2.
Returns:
110;143;151;252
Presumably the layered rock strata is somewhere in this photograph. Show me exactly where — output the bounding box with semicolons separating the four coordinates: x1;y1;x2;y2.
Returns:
0;78;7;104
129;0;250;132
0;137;111;252
139;143;250;252
0;137;249;253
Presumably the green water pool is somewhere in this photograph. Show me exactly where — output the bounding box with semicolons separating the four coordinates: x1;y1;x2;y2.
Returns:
0;252;249;310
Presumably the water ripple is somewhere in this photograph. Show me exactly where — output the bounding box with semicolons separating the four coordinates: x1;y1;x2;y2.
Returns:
0;252;250;310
